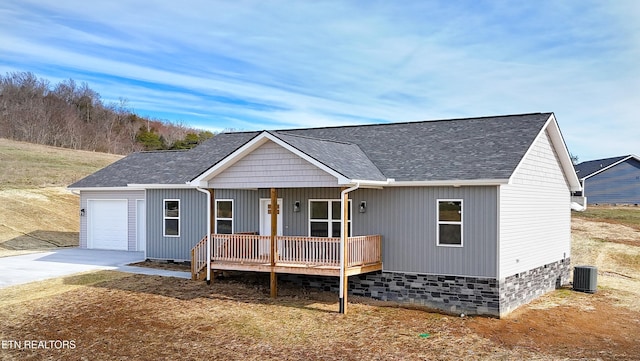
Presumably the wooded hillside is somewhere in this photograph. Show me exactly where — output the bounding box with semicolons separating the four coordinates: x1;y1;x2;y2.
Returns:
0;72;214;154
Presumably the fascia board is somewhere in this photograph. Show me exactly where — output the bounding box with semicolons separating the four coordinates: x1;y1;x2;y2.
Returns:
190;134;270;184
545;114;582;191
580;155;637;180
387;179;508;187
127;184;196;189
67;186;144;191
190;131;349;186
508;114;582;192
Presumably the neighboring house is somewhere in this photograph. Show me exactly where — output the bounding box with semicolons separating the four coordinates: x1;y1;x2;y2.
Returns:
69;112;581;317
574;155;640;205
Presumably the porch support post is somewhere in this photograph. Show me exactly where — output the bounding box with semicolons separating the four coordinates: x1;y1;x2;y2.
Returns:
196;187;213;285
340;189;349;313
339;183;360;314
208;189;215;282
270;187;278;298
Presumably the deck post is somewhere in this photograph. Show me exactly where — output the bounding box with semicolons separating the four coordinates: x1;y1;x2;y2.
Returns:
270;187;278;298
340;189;349;313
208;189;215;283
339;184;359;314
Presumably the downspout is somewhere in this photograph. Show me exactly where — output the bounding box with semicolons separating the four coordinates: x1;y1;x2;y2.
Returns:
339;182;360;314
196;187;212;284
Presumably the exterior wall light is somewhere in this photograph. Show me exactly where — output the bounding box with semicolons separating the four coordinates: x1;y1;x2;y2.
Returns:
80;208;86;217
359;201;367;213
293;201;301;212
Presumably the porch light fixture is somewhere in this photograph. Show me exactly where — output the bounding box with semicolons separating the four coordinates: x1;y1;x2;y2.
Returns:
359;201;367;213
80;208;86;217
293;201;301;212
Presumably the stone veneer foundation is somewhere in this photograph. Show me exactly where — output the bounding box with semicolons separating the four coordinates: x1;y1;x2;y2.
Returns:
281;258;570;317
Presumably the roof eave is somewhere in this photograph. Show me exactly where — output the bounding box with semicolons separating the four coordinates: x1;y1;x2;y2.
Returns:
190;131;352;187
67;186;145;191
580;154;640;181
387;179;509;187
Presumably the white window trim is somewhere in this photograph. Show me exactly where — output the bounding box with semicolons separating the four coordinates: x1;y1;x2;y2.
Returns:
215;199;234;234
308;199;351;237
163;199;180;238
436;199;463;247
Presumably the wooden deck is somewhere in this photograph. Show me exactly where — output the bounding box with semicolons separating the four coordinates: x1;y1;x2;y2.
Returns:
192;234;382;279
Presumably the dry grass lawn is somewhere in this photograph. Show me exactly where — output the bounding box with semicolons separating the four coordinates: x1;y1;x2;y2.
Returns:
0;139;121;257
0;270;638;360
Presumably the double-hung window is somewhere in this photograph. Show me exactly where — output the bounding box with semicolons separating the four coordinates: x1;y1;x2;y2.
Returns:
163;199;180;237
309;200;351;237
215;199;233;234
437;199;463;246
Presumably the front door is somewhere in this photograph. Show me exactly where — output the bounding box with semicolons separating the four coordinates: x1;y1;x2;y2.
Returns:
259;198;283;256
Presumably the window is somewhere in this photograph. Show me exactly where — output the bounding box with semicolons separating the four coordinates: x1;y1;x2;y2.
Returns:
309;200;351;237
215;199;233;234
437;200;463;246
163;199;180;237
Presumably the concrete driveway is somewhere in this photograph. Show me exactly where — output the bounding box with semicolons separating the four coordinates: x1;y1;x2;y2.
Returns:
0;248;190;289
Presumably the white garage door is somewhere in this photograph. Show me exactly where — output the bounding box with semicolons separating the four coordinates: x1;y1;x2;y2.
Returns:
88;200;128;250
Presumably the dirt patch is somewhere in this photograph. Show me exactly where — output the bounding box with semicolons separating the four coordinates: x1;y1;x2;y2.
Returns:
572;217;640;247
129;260;191;272
468;289;640;360
1;272;639;361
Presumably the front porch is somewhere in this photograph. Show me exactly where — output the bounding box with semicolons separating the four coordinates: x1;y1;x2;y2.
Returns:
191;234;382;279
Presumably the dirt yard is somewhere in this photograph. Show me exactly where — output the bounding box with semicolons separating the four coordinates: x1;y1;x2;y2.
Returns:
0;269;639;360
0;205;639;360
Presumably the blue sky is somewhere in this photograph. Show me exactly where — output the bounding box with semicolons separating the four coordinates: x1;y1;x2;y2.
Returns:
1;0;638;161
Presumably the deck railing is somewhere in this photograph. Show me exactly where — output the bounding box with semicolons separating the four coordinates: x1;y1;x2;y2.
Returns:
348;235;382;267
212;234;271;263
210;234;381;268
279;236;340;267
190;235;208;280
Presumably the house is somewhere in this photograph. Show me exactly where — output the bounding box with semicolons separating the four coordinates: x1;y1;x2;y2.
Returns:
68;112;581;317
574;155;640;205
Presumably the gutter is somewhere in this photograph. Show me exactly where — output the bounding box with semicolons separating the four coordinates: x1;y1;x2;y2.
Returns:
339;182;360;314
195;187;212;284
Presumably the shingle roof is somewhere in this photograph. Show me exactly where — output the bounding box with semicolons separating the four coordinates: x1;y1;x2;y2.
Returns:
574;155;635;180
278;112;552;181
270;132;387;181
69;112;553;188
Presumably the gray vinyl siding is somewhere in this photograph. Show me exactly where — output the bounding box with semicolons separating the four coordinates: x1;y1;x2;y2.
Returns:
352;186;498;278
584;158;640;204
214;189;260;234
215;188;343;235
499;129;571;279
146;189;207;261
208;141;340;189
79;190;145;251
213;186;497;277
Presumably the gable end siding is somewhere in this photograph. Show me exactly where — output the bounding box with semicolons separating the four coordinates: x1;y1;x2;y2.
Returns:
208;141;340;189
584;158;640;204
79;190;145;251
499;129;571;278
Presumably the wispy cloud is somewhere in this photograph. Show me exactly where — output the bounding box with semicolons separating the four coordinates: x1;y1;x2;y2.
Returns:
0;0;638;160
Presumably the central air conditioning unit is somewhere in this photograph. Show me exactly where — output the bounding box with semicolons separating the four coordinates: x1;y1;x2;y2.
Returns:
573;265;597;293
